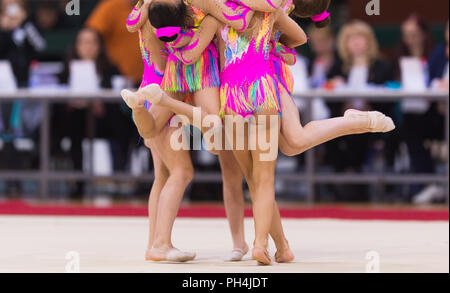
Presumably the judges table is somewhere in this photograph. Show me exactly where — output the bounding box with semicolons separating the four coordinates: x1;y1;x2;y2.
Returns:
0;88;448;202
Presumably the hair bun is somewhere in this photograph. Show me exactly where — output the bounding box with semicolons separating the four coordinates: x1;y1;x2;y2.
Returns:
314;16;331;28
148;1;187;43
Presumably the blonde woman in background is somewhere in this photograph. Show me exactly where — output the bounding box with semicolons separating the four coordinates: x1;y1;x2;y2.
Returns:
324;20;395;201
329;20;393;91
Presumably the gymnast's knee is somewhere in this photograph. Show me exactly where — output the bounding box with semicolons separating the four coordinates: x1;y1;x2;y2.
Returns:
252;169;275;188
280;138;308;157
171;165;194;186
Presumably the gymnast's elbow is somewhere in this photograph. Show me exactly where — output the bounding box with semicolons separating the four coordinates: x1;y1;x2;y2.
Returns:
297;39;308;47
126;25;139;33
285;57;296;66
291;34;308;48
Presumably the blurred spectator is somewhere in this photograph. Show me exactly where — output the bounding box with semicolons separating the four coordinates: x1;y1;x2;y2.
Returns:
429;21;449;90
328;20;393;91
328;20;394;119
52;28;133;198
33;0;65;32
327;20;394;127
59;28;120;88
413;21;449;204
394;14;433;79
388;15;434;175
307;24;340;89
85;0;143;85
0;0;45;190
324;20;394;201
395;14;438;199
0;0;46;87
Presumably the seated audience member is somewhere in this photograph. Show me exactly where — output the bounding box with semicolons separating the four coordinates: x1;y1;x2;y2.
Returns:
0;0;45;187
413;21;449;204
33;0;65;32
324;20;394;201
394;14;434;81
0;0;46;87
395;14;439;200
328;20;393;91
59;28;120;88
307;24;341;89
388;15;434;178
327;20;394;124
328;20;394;120
429;21;449;90
53;28;132;198
85;0;142;85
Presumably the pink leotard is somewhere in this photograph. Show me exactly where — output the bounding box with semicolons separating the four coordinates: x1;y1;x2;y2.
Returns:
219;12;281;118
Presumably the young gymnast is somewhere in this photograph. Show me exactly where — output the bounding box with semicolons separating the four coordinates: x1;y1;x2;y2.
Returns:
122;0;256;141
144;0;394;159
122;0;196;262
217;7;310;265
146;0;285;143
127;0;296;263
139;1;396;264
141;1;310;265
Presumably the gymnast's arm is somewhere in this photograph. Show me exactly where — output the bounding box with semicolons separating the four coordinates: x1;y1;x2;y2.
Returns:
227;0;282;12
170;30;195;49
191;0;254;32
274;9;307;48
193;0;283;31
126;0;150;33
170;16;219;65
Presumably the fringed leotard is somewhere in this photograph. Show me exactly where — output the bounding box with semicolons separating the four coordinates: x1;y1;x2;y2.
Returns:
127;1;166;110
139;30;165;89
219;12;281;118
162;7;220;93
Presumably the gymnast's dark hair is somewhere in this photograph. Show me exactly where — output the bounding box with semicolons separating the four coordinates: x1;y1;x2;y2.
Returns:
148;1;188;42
292;0;332;28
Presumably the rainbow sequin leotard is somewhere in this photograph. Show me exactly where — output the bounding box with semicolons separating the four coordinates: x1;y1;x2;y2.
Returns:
161;7;220;93
219;12;281;118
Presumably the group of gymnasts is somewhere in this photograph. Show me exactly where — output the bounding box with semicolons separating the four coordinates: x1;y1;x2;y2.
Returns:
120;0;395;265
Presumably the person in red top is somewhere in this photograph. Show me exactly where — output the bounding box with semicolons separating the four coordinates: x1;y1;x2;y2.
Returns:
86;0;143;84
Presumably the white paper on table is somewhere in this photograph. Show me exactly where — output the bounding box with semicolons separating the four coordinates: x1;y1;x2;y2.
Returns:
0;61;18;93
69;60;100;92
400;57;427;91
130;146;151;176
111;75;127;92
400;57;428;113
347;66;369;90
93;139;113;176
82;139;113;176
291;55;310;95
291;56;331;120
